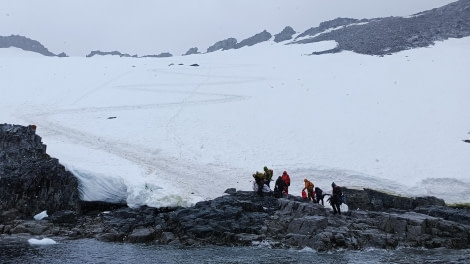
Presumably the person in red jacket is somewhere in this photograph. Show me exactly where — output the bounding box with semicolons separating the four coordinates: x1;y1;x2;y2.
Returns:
281;171;290;195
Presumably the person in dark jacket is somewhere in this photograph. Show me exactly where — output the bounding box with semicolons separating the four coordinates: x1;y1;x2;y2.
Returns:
273;176;287;198
314;187;325;205
329;182;342;215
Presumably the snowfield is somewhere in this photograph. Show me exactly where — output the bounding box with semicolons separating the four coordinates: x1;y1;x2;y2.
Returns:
1;37;469;207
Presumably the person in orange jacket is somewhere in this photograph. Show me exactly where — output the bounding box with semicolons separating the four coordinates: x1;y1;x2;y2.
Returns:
302;179;315;201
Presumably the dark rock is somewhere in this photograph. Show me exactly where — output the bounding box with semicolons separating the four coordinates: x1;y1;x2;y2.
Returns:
49;210;79;225
274;26;296;43
224;188;236;194
79;200;127;215
206;38;237;53
86;50;138;58
127;227;156;243
183;47;200;56
343;187;445;211
414;206;470;226
142;52;173;58
293;0;470;56
189;63;199;67
0;35;64;57
235;30;272;49
0;124;80;222
295;18;362;39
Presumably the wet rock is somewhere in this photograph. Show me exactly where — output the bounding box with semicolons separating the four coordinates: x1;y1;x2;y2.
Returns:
127;227;156;243
49;210;79;225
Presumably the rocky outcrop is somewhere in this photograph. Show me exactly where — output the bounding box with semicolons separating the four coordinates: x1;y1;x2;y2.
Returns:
295;18;363;39
206;38;237;53
342;187;446;212
86;50;138;58
235;30;272;49
142;52;173;58
0;35;66;57
267;198;469;251
183;47;200;56
2;190;468;250
0;124;80;222
293;0;470;56
274;26;296;43
1;124;469;251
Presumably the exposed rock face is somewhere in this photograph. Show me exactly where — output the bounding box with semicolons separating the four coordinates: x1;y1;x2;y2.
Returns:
274;26;296;43
235;30;272;49
183;47;200;56
343;187;446;212
296;18;362;39
0;35;65;57
267;198;469;250
293;0;470;55
206;38;237;53
0;124;80;222
86;50;138;58
142;52;173;58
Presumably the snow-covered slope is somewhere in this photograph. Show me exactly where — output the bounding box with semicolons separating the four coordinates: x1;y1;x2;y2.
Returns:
1;36;469;207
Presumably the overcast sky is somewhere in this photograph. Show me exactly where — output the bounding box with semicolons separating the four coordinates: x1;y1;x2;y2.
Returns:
0;0;456;56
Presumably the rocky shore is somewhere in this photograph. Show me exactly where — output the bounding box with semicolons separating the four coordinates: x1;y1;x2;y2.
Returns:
1;124;469;251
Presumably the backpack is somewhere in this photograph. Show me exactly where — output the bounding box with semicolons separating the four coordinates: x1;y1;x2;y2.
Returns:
315;187;323;196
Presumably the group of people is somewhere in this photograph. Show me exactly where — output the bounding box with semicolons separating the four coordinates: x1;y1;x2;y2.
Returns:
253;167;344;215
252;166;291;197
302;179;343;214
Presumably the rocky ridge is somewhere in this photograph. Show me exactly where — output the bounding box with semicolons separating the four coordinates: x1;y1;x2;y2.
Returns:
0;35;66;57
1;124;469;251
1;0;469;57
293;0;470;55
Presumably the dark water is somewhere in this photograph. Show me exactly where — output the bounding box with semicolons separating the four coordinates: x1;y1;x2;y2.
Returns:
1;237;469;264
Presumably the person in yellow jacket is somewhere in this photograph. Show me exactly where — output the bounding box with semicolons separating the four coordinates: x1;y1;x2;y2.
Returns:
302;179;315;201
253;171;266;196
